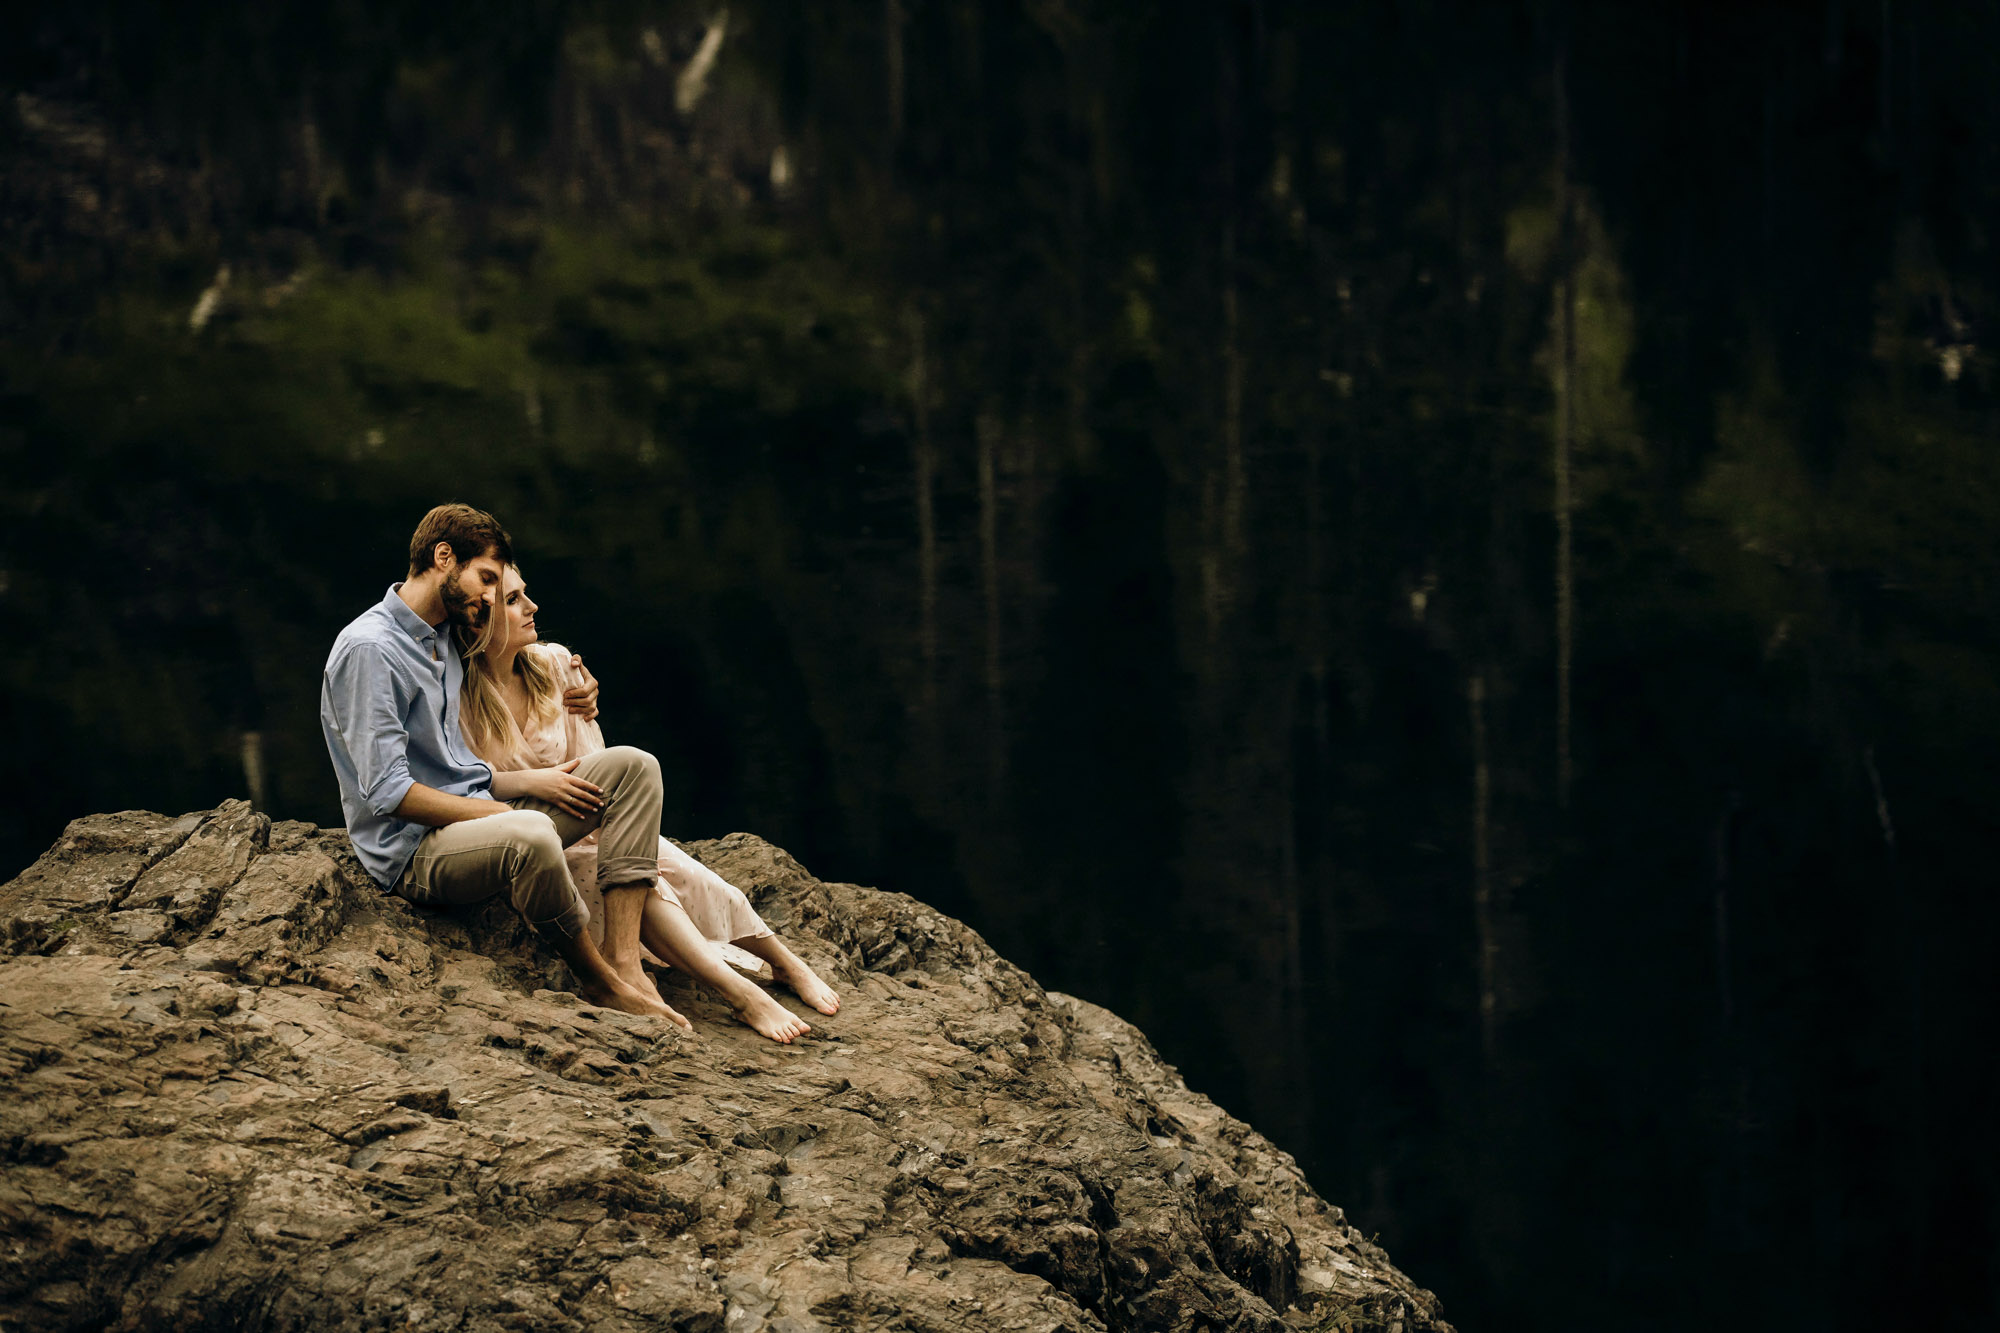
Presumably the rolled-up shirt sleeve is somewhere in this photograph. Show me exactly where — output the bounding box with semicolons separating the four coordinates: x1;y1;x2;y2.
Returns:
324;644;417;817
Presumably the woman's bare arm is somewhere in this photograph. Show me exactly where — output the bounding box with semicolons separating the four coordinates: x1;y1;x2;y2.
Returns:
488;761;605;818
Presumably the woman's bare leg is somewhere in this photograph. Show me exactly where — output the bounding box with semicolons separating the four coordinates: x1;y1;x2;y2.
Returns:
734;933;840;1015
638;897;810;1043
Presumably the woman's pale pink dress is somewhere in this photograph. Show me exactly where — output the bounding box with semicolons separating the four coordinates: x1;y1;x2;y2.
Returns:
494;643;771;970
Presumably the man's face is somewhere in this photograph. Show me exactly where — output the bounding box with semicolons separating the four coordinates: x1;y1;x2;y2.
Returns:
440;550;506;631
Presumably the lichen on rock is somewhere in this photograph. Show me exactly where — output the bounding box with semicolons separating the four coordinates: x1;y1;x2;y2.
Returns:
0;803;1450;1332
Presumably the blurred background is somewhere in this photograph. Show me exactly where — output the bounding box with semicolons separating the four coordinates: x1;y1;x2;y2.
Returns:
4;1;1997;1327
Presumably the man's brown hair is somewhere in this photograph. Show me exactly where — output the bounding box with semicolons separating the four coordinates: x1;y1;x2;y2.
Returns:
407;503;514;576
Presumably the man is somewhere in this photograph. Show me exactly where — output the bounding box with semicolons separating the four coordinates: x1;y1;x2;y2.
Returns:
319;503;680;1023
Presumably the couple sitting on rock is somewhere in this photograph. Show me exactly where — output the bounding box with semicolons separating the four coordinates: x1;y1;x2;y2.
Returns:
319;503;838;1041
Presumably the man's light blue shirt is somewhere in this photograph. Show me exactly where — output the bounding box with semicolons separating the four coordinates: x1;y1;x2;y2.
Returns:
320;585;496;888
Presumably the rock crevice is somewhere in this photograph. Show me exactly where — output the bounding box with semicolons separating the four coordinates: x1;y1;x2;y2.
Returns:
0;805;1449;1333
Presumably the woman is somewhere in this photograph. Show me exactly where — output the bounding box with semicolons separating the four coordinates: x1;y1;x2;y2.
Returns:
459;565;839;1043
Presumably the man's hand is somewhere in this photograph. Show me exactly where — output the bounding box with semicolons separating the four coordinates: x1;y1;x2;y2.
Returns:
564;654;600;721
513;759;606;819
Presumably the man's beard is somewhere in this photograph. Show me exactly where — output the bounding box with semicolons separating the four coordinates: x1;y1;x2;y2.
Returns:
441;568;488;631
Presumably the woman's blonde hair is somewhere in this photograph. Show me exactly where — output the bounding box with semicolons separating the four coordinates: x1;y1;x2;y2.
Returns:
456;565;561;768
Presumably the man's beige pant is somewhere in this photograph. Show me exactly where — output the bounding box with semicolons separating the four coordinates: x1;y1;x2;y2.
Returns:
395;746;663;938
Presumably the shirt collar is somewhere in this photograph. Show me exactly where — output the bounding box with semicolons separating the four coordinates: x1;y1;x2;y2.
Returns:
383;583;441;642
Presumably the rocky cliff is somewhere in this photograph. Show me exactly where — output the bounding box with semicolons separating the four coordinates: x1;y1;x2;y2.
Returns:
0;803;1449;1333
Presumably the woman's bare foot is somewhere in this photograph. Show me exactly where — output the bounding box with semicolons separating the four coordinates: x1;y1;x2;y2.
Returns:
630;899;807;1042
737;936;841;1016
731;984;811;1044
774;957;840;1015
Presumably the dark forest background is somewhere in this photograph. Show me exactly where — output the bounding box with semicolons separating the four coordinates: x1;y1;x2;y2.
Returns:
5;2;1998;1328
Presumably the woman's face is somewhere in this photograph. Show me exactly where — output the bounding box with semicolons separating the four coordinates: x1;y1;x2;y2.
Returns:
495;567;539;654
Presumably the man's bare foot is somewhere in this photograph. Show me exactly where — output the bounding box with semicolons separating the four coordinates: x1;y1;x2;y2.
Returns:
611;952;669;1006
731;985;811;1044
611;954;695;1033
581;974;693;1032
626;963;696;1034
773;957;840;1015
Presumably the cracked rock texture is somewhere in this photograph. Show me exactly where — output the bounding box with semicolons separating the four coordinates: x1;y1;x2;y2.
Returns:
0;803;1449;1333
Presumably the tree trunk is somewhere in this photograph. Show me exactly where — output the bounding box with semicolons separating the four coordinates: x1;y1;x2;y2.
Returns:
977;412;1005;807
1712;795;1739;1028
1865;744;1927;1268
1204;29;1243;653
1306;387;1328;756
884;0;905;152
1879;0;1893;150
1223;221;1246;567
1553;54;1577;811
240;731;268;812
1471;672;1497;1064
908;311;939;729
673;10;730;116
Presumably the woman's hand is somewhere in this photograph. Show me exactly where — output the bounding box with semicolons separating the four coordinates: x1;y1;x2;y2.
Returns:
516;759;605;818
563;655;600;720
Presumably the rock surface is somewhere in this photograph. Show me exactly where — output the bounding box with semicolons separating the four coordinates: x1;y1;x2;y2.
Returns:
0;804;1449;1333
